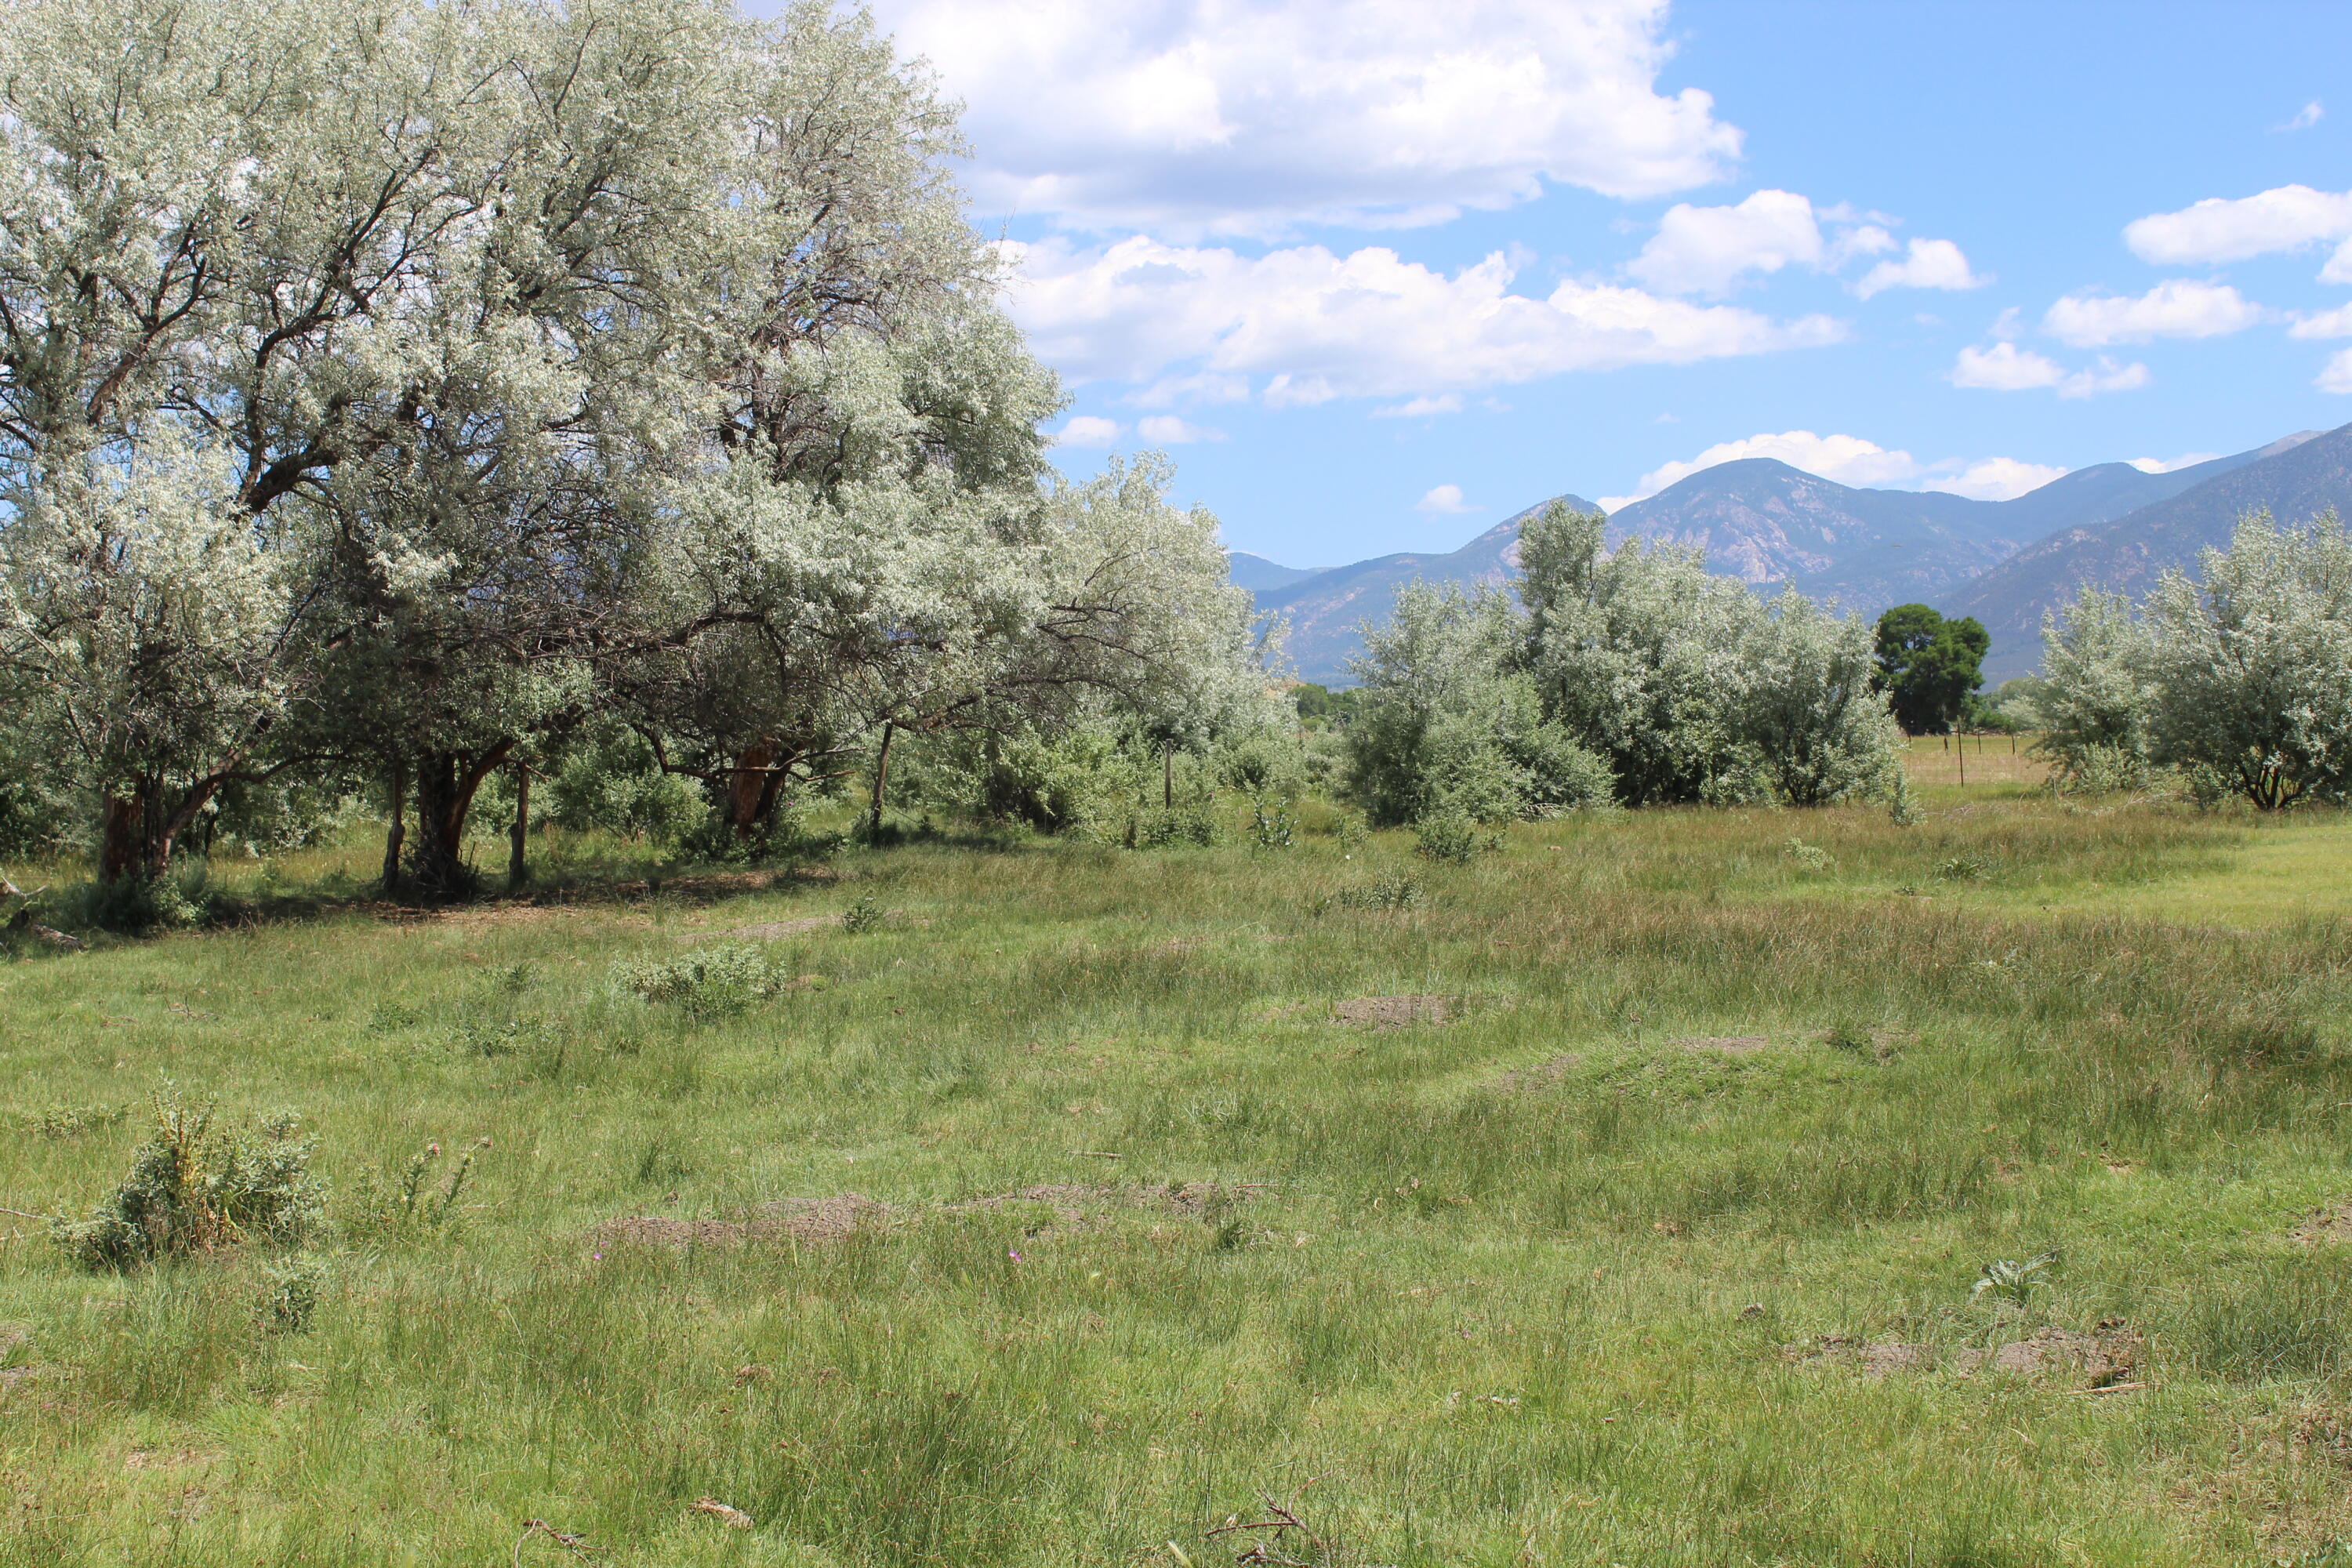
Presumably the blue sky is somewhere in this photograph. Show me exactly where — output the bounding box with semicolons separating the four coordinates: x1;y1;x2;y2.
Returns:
827;1;2352;566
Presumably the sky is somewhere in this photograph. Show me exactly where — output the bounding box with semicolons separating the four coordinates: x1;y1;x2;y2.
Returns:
779;0;2352;567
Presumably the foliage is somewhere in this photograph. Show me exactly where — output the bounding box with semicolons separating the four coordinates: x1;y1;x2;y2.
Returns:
53;1087;323;1271
1414;811;1497;863
2034;588;2155;793
1737;590;1903;805
2143;511;2352;810
612;944;789;1022
1291;684;1359;728
544;727;706;845
1871;604;1989;735
1971;1249;2060;1312
1345;583;1608;827
260;1255;327;1334
348;1138;485;1241
840;895;887;935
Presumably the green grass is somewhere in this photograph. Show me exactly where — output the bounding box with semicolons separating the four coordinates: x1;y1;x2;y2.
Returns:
8;789;2352;1565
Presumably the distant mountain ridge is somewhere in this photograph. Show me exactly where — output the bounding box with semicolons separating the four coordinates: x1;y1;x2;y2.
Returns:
1237;426;2350;685
1951;426;2344;680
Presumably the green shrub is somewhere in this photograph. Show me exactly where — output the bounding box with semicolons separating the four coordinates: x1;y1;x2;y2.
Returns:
348;1138;485;1240
53;1087;325;1272
612;943;787;1020
840;894;886;934
1414;811;1497;864
260;1255;327;1334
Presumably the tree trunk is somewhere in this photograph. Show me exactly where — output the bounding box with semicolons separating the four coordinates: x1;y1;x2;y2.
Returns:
1163;742;1174;809
98;791;144;884
866;723;895;836
728;742;778;838
381;763;407;894
508;765;531;889
408;745;511;898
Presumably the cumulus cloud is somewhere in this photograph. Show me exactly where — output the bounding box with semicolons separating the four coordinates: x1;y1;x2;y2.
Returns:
1135;414;1226;443
2290;303;2352;339
2129;452;2222;473
2042;279;2266;347
1950;343;2151;398
1373;394;1465;418
1002;235;1846;403
1855;238;1987;299
1923;457;2067;501
1625;190;1977;299
2321;348;2352;394
1628;189;1827;295
872;0;1741;236
1600;430;2068;508
1053;415;1124;447
2123;184;2352;275
1416;484;1475;514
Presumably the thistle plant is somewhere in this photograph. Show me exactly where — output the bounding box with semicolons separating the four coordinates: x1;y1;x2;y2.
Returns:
1972;1249;2060;1314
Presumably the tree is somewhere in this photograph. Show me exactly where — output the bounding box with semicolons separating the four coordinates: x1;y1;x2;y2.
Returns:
2142;510;2352;810
1733;590;1901;806
1872;604;1988;734
1344;583;1608;828
2033;589;2154;791
1518;502;1763;805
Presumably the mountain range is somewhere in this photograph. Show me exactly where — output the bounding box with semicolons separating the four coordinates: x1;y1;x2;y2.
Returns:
1240;423;2350;684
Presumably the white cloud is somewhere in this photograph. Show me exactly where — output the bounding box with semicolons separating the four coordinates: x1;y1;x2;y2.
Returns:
1135;414;1226;443
1416;484;1475;514
2292;303;2352;339
1003;235;1846;403
1854;238;1987;299
1628;189;1825;295
1949;343;2151;398
1054;415;1124;447
1626;190;1976;300
1373;394;1465;418
2123;183;2352;267
872;0;1740;237
2278;100;2325;132
1614;430;1922;503
2321;348;2352;394
2043;279;2266;347
1922;457;2066;501
1601;430;2070;507
2127;452;2222;474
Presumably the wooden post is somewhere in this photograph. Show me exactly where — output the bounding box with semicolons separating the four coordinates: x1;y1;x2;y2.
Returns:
1957;739;1966;787
1163;742;1174;809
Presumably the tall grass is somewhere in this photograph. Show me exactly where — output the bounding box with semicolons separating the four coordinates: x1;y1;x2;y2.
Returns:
2;790;2350;1563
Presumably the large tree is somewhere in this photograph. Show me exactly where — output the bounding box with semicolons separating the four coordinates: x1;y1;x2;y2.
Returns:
1872;603;1988;735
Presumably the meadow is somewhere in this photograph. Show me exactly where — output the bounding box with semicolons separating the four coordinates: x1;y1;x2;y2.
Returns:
9;742;2352;1566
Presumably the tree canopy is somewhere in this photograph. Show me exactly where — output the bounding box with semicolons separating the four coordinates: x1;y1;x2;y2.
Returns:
1872;604;1989;734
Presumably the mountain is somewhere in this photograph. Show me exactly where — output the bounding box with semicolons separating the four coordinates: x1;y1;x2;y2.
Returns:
1953;426;2349;681
1232;428;2343;686
1251;496;1599;684
1226;551;1325;593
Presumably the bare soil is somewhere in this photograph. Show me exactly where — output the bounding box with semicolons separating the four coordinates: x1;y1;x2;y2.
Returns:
1334;995;1454;1028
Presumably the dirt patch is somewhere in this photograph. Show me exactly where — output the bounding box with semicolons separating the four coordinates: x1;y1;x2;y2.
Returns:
591;1182;1253;1250
1670;1034;1775;1055
2294;1202;2352;1243
1496;1054;1581;1091
1335;995;1453;1028
679;916;836;944
1784;1337;1941;1377
1785;1320;2143;1388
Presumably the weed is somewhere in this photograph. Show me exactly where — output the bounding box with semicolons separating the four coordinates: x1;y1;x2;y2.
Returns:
1414;811;1499;863
1247;797;1297;851
840;894;887;934
1888;772;1923;827
259;1254;327;1334
612;943;787;1021
350;1138;487;1240
1336;876;1422;911
53;1087;324;1271
1972;1249;2060;1312
1935;854;1989;882
1784;837;1831;871
25;1102;125;1139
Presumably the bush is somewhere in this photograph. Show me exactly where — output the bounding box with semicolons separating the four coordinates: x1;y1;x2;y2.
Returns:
1414;811;1497;864
613;943;788;1021
260;1255;327;1334
545;726;706;844
1246;796;1296;850
53;1087;324;1271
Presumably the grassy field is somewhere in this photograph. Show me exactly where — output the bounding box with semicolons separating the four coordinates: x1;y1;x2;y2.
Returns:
9;748;2352;1565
